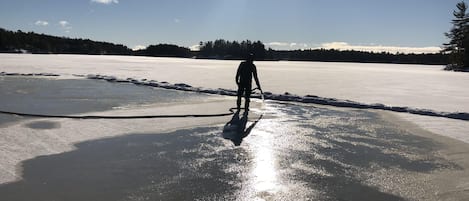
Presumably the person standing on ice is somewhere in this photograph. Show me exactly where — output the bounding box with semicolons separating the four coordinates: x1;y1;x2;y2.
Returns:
236;53;261;111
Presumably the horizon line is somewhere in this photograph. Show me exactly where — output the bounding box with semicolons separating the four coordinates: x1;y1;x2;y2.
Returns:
3;27;443;55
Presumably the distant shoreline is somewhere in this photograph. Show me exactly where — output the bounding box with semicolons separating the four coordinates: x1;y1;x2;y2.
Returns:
0;52;448;66
1;28;448;66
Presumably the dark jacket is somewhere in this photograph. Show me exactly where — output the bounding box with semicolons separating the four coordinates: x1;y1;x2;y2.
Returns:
236;61;260;88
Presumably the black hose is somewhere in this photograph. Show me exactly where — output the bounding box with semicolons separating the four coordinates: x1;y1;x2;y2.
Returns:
0;88;263;119
0;108;242;119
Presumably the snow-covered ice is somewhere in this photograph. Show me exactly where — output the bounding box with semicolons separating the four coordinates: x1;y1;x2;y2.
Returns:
1;53;468;143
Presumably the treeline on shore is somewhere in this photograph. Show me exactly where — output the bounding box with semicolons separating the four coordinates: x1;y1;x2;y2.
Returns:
268;49;447;64
0;28;132;55
0;28;448;65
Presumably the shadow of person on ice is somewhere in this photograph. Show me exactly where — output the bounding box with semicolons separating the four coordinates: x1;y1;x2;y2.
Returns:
222;111;263;146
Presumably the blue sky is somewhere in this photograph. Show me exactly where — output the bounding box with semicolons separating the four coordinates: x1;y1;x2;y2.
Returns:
0;0;465;53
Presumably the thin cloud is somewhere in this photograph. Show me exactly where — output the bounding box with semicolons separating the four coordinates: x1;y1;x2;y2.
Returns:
189;44;200;51
58;20;72;33
267;42;288;46
174;18;181;23
34;20;49;26
59;21;69;27
132;45;146;51
91;0;119;4
319;42;441;54
267;42;309;50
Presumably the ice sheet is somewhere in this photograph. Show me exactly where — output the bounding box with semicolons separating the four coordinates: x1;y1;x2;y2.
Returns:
1;54;468;143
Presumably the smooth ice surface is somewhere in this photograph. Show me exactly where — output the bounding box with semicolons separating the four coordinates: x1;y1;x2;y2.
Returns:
1;54;469;143
1;98;469;200
0;77;233;184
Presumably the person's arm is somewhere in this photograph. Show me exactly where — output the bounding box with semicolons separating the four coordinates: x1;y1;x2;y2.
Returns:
236;63;241;86
252;64;261;90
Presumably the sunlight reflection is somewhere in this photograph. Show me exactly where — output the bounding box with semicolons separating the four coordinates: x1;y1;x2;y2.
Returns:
240;109;286;201
251;130;278;194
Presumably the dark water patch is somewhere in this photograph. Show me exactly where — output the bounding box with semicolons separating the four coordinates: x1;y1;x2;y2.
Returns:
24;121;61;130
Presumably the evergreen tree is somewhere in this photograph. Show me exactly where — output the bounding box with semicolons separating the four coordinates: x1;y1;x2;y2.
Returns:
140;44;191;57
443;1;469;70
197;39;267;59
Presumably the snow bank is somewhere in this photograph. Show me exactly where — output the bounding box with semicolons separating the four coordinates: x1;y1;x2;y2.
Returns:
81;73;469;121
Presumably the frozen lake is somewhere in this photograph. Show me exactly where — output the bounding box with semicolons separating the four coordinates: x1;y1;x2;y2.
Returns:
1;76;469;200
1;54;468;143
1;54;468;113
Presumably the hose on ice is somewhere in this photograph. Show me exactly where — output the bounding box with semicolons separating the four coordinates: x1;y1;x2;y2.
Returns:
0;108;240;119
0;89;265;119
